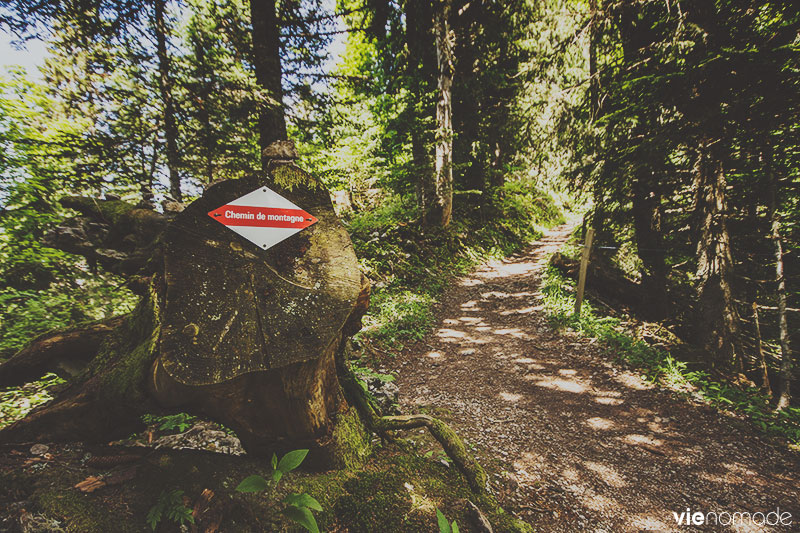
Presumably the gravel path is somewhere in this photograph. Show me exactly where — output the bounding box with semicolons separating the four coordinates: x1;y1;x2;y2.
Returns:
384;224;800;532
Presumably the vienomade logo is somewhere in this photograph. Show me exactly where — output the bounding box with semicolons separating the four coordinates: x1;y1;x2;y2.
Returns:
672;507;792;527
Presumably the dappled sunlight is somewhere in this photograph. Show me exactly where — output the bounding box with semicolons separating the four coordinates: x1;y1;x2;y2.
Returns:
583;493;617;512
620;433;664;447
561;467;580;482
614;373;655;390
585;417;616;431
492;327;530;339
437;328;466;339
481;290;514;299
533;377;587;394
473;260;537;278
584;461;627;488
631;516;672;531
499;391;523;403
391;221;800;533
594;396;625;406
499;306;537;315
435;328;490;345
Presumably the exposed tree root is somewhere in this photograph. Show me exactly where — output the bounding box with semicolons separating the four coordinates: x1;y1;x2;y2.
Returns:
0;316;126;388
338;361;488;493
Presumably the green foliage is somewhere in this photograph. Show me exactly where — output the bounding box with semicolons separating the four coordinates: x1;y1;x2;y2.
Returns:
350;188;564;351
141;412;196;434
0;373;65;429
236;449;321;532
541;260;800;445
436;508;460;533
235;474;270;493
145;489;194;531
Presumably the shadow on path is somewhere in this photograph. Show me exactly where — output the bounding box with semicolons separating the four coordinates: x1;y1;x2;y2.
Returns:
388;224;800;532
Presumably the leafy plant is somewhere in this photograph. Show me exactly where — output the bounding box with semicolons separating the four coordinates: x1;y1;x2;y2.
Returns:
142;412;197;433
436;508;460;533
0;373;65;429
146;489;194;531
236;449;322;532
424;450;453;464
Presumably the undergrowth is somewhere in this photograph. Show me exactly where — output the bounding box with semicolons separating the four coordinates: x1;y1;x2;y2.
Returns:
348;183;564;351
540;263;800;446
0;372;65;429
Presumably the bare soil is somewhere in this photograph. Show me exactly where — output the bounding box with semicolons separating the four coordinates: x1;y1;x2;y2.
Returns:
382;224;800;532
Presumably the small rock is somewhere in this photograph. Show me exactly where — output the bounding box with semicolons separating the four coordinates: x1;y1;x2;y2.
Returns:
466;500;493;533
29;444;49;456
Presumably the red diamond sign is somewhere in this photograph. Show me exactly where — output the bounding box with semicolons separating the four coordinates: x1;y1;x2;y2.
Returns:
208;185;318;250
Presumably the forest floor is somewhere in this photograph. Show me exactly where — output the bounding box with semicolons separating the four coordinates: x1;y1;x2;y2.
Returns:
381;224;800;533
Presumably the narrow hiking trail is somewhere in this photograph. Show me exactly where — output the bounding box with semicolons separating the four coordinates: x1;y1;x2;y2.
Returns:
383;224;800;533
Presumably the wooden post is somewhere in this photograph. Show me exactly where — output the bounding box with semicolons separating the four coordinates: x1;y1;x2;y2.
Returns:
574;228;594;316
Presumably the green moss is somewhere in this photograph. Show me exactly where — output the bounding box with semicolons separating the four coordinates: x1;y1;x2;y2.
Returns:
33;489;133;533
2;441;531;533
271;164;319;192
84;283;161;406
328;406;372;470
294;446;531;533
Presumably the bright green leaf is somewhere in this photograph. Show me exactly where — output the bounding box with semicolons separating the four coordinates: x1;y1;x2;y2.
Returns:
436;508;451;533
235;475;269;493
277;449;309;473
285;493;323;512
283;505;320;533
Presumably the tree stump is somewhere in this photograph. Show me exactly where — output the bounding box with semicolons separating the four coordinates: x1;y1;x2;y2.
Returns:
1;166;371;468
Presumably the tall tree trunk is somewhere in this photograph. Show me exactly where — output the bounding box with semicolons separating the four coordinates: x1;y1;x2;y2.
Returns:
427;0;454;227
693;139;740;372
191;34;215;184
405;0;434;211
154;0;182;202
589;0;599;121
769;166;793;409
249;0;287;169
752;301;772;397
631;169;668;319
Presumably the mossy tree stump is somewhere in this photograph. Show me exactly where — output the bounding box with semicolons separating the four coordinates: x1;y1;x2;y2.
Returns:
0;167;371;468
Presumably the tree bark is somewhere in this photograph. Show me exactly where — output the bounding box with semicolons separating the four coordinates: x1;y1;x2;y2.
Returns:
2;167;371;469
154;0;182;201
631;169;668;319
0;316;125;388
769;166;792;409
589;0;599;121
43;196;169;281
693;140;740;372
249;0;288;168
405;0;436;215
428;0;454;227
751;301;772;397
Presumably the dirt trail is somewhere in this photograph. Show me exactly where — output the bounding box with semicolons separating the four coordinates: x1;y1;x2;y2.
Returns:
385;224;800;532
